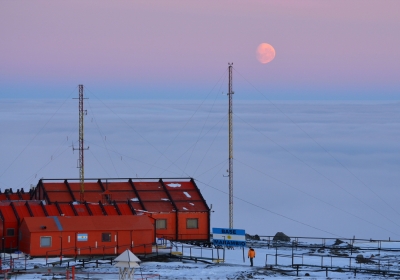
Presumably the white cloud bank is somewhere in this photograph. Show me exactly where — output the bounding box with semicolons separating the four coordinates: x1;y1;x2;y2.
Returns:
1;99;400;240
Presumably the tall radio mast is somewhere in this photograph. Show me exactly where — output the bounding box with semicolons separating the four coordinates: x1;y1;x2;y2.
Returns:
228;63;234;229
73;85;89;202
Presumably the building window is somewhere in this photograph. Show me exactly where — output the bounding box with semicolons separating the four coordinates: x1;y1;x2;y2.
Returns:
186;218;198;229
6;228;15;236
40;236;51;247
102;233;111;242
156;219;167;229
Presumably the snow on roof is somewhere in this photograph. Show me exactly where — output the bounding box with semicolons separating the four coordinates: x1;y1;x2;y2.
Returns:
183;191;191;198
167;183;181;188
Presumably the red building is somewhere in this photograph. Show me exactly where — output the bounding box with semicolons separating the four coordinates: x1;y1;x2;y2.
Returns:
19;215;153;257
0;178;210;256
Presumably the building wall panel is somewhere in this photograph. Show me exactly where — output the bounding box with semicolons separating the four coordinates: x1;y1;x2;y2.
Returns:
177;212;209;241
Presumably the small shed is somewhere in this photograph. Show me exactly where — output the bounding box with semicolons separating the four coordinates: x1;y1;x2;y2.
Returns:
19;215;154;257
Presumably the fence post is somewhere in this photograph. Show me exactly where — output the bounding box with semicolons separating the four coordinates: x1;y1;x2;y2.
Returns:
350;243;353;255
291;242;294;266
275;246;277;266
349;256;351;269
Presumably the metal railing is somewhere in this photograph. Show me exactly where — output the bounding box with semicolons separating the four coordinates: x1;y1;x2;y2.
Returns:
262;237;400;277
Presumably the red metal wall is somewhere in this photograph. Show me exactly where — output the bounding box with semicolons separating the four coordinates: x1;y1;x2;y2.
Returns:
21;229;153;257
177;212;209;241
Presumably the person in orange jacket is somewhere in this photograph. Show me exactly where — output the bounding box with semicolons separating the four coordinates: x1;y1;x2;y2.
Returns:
248;247;256;266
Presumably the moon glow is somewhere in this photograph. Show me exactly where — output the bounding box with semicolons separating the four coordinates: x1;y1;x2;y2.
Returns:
256;43;276;64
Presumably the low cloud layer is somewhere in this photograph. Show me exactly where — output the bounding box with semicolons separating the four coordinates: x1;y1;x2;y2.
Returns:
1;99;400;239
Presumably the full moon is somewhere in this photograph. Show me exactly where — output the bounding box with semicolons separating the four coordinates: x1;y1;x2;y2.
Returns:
256;43;276;64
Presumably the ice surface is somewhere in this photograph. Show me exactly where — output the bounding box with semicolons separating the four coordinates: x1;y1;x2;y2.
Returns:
7;239;400;279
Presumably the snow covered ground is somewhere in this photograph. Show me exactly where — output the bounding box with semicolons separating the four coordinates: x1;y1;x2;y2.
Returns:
3;238;400;279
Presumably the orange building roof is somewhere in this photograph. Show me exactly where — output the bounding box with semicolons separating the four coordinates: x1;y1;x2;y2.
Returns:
35;178;209;213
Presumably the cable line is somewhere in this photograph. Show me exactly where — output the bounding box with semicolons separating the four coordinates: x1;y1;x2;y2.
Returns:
194;178;344;238
83;87;193;178
84;140;185;177
235;158;400;237
147;68;228;177
182;71;228;176
158;114;227;177
233;111;400;230
234;68;400;226
86;97;119;177
0;86;78;180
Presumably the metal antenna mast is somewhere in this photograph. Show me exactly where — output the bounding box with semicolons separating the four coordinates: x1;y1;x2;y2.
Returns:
228;63;234;229
73;85;89;202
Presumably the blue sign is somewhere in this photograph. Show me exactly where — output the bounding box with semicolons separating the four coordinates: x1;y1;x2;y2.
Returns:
212;227;246;247
77;233;88;242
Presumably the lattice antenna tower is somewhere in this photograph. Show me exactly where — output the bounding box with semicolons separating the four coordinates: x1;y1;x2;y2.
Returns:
228;63;234;229
73;85;89;202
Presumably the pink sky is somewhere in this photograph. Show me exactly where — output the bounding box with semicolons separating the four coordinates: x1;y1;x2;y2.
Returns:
1;1;399;100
